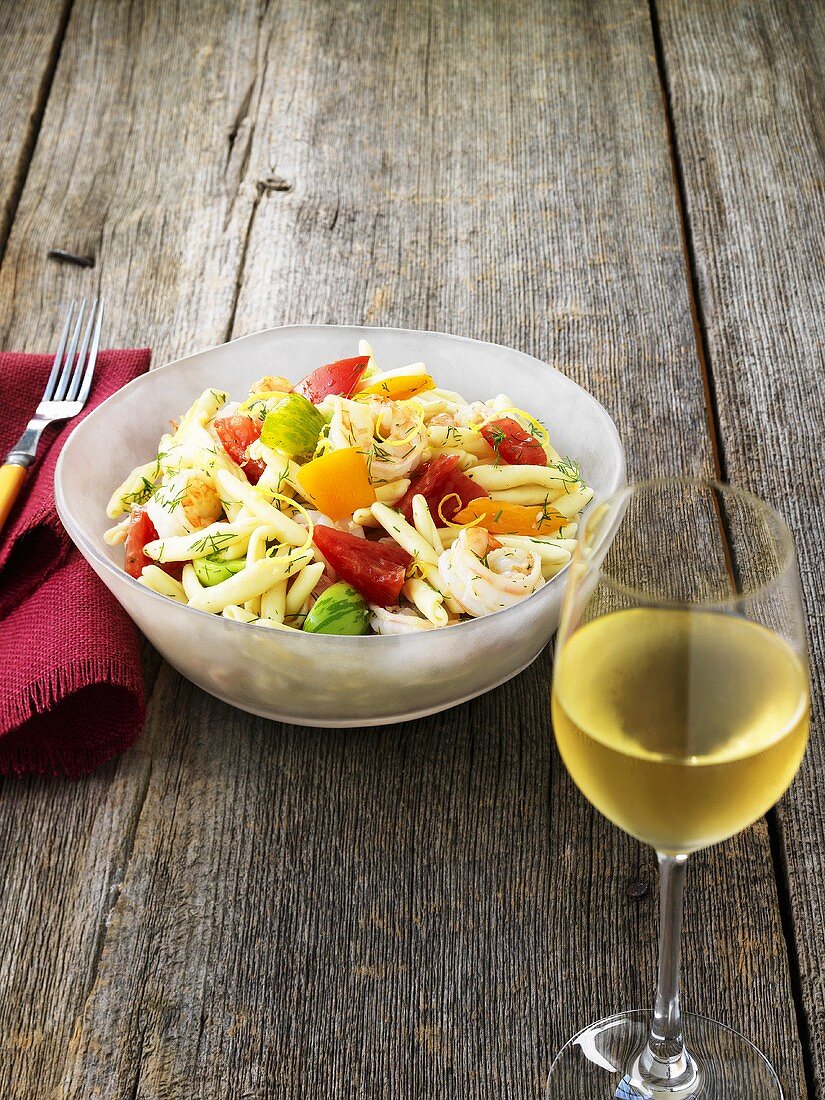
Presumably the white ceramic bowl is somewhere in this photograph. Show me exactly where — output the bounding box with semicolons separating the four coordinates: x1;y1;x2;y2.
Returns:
55;325;625;726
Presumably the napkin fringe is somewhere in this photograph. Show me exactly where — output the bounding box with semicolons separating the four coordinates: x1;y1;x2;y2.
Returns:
0;657;145;778
1;655;135;725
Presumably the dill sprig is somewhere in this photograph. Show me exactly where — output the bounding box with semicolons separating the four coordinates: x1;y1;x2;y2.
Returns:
537;495;559;528
157;484;188;513
554;456;582;486
121;476;156;508
190;530;236;554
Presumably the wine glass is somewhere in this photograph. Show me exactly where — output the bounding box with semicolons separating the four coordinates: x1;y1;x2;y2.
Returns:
547;479;809;1099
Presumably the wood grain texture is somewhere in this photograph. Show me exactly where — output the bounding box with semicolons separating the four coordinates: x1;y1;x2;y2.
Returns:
27;1;805;1097
0;754;153;1096
656;1;825;1094
0;0;263;362
0;0;71;257
0;0;811;1096
0;0;267;1093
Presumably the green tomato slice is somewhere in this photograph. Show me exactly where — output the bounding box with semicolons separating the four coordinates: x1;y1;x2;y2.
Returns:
192;556;247;586
261;393;325;458
303;582;371;635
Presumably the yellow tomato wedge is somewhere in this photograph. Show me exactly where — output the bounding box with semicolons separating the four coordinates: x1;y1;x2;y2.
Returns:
296;447;376;520
452;498;567;536
357;374;436;401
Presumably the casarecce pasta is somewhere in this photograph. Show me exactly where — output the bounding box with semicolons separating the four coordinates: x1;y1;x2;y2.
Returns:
105;343;593;635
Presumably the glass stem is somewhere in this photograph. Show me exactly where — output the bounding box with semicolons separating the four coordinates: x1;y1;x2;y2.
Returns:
649;852;688;1060
633;852;701;1091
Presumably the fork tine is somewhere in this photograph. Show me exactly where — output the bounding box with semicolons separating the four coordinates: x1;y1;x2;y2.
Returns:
52;299;86;401
75;298;104;406
65;298;98;401
41;301;76;401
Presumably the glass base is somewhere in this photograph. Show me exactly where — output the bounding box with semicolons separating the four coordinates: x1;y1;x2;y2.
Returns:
546;1010;783;1099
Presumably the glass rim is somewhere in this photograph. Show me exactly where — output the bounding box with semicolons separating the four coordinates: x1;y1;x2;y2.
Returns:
577;476;797;608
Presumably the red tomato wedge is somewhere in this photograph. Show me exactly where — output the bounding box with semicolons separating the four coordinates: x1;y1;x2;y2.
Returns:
446;467;489;512
124;508;185;580
374;539;415;567
124;508;157;578
397;454;457;520
294;356;370;403
480;417;547;466
397;454;488;522
312;526;410;607
215;415;266;484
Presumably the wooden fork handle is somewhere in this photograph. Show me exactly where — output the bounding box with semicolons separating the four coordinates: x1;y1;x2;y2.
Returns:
0;463;27;533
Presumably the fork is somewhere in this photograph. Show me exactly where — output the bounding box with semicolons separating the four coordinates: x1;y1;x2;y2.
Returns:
0;298;104;533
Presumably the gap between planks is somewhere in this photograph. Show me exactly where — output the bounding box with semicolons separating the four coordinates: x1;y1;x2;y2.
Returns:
0;0;75;265
222;179;265;344
75;752;155;1029
647;3;817;1096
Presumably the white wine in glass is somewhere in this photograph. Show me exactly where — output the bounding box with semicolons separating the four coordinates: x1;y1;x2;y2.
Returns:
547;479;809;1099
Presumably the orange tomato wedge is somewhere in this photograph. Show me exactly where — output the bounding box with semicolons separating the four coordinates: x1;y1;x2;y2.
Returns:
357;374;436;401
296;447;376;520
452;498;566;536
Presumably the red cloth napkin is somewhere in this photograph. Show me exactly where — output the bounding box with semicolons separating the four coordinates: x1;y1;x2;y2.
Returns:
0;348;151;777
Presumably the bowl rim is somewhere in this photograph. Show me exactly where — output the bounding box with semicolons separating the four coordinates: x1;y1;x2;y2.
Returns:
55;323;626;642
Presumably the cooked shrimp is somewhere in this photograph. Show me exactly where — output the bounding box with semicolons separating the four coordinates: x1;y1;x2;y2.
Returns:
325;397;426;482
300;510;366;540
249;375;292;395
428;394;516;430
368;402;426;480
369;607;435;634
325;397;375;451
428;400;489;429
438;527;544;617
145;470;223;538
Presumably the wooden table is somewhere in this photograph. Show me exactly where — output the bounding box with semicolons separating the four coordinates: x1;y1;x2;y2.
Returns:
1;2;822;1096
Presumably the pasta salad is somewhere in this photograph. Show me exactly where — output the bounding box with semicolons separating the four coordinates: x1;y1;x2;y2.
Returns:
104;344;593;635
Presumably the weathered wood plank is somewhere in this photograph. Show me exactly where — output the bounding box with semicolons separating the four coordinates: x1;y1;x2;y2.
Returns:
0;756;153;1096
39;2;806;1098
0;0;263;361
0;0;71;256
656;1;825;1093
0;0;271;1093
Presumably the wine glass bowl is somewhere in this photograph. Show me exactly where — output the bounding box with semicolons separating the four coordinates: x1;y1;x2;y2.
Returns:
547;479;810;1099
